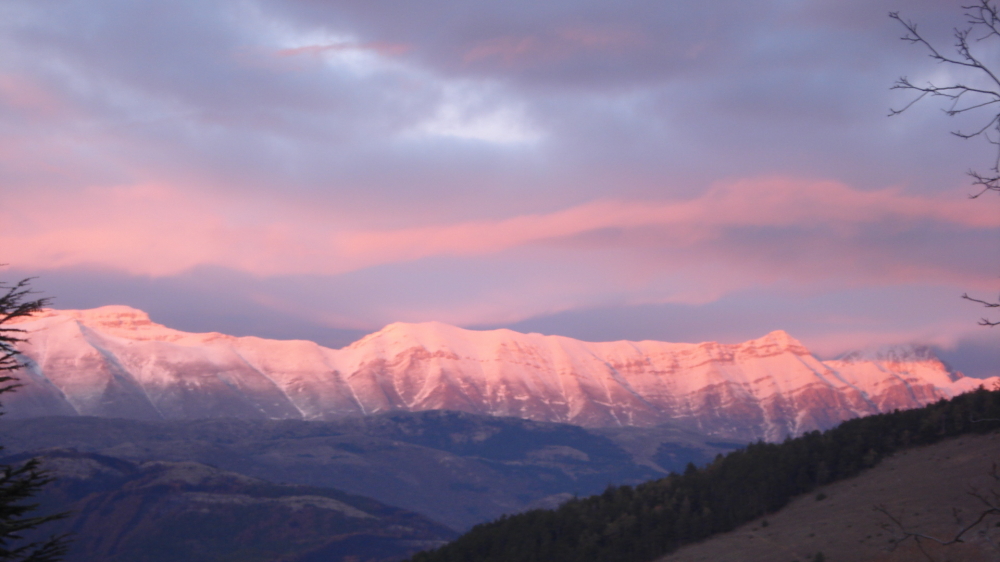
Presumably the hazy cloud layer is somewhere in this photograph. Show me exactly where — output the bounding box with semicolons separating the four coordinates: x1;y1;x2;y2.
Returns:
2;0;998;372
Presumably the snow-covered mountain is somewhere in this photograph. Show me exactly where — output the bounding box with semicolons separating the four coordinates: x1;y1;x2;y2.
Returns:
6;306;995;441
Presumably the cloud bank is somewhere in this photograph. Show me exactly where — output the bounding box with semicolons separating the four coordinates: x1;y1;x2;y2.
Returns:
1;0;997;373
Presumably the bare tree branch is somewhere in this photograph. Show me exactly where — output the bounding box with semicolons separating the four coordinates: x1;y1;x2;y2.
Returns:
962;294;1000;326
892;2;1000;325
876;463;1000;560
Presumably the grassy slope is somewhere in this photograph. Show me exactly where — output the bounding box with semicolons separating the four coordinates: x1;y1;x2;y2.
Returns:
660;431;1000;562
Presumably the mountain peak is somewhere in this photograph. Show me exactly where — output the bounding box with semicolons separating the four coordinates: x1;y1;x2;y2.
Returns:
737;329;810;356
19;306;229;343
68;304;152;323
8;305;149;326
761;329;800;344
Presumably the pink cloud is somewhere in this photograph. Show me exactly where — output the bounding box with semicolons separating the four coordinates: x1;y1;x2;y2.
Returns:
1;184;337;277
0;74;66;117
2;177;995;294
337;176;997;262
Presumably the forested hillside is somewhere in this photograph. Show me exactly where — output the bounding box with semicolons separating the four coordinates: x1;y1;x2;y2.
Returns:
409;386;1000;562
0;411;699;530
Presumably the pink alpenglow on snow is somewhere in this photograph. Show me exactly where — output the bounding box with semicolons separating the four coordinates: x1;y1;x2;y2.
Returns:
8;307;994;442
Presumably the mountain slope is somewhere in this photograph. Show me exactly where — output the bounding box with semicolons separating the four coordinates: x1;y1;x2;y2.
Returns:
659;431;1000;562
9;306;995;440
0;411;704;530
8;449;455;562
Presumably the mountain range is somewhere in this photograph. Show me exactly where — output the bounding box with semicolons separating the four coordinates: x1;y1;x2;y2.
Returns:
9;306;995;441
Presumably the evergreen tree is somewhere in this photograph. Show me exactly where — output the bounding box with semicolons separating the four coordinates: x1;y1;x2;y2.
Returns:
0;277;68;562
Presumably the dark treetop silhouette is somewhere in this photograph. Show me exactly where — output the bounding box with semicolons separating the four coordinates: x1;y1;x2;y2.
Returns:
0;277;68;562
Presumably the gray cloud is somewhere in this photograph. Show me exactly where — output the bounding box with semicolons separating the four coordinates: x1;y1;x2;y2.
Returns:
2;0;996;355
3;0;980;205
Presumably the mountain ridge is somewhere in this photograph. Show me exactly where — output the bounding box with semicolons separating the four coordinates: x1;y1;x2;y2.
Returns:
7;448;456;562
0;411;685;530
9;306;996;441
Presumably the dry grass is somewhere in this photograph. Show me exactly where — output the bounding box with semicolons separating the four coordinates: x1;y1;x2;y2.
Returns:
659;432;1000;562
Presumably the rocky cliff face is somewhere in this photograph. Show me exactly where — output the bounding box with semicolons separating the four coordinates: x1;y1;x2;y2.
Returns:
8;306;994;441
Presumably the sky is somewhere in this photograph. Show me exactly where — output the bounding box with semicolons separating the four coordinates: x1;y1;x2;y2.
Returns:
2;0;998;376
